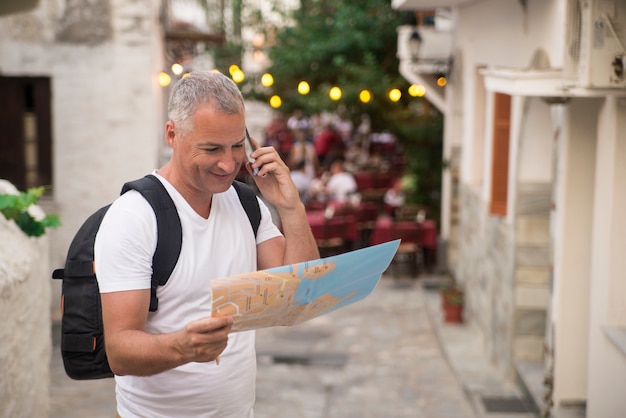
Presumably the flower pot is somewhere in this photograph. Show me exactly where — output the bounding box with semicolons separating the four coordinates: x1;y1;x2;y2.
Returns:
440;288;463;307
443;304;463;323
440;281;464;323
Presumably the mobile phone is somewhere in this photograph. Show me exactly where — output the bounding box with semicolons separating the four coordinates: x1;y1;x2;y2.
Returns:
244;128;260;176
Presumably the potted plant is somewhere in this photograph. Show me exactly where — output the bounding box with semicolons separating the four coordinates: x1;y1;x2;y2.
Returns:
440;279;464;323
0;186;60;237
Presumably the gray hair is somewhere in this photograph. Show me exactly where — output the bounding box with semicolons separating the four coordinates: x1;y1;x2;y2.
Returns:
168;71;245;135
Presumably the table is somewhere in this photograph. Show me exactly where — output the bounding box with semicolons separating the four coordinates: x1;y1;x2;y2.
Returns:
306;211;359;243
369;217;437;249
369;216;437;276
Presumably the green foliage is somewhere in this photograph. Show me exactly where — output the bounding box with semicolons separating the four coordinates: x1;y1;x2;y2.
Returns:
243;0;443;217
251;0;409;127
396;111;444;210
0;187;61;237
440;280;464;306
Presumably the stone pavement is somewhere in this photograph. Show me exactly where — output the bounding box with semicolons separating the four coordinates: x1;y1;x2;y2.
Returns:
49;274;536;418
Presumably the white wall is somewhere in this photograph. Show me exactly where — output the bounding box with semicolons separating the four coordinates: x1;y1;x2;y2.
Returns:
551;97;599;403
517;98;553;183
586;97;626;417
0;0;166;315
0;181;51;417
456;0;566;71
456;0;567;203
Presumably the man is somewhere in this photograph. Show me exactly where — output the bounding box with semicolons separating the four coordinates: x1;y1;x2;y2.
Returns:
94;71;319;417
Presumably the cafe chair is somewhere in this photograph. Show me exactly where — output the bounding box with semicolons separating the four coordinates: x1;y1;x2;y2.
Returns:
354;201;379;248
315;216;347;257
388;221;422;278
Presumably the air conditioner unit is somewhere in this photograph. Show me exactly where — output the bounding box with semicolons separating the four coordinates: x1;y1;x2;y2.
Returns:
564;0;626;88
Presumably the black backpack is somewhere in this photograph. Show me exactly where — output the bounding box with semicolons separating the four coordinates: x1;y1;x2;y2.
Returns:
52;174;261;380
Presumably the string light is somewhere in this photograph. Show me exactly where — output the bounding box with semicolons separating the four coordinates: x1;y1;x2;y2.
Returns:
297;81;310;95
388;88;401;102
261;73;274;87
212;66;441;100
359;89;372;103
229;64;240;76
329;86;342;101
269;95;282;108
171;63;184;76
232;68;245;83
408;84;426;97
158;72;171;87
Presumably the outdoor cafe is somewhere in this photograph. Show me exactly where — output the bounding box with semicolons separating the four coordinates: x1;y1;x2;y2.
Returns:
305;169;437;276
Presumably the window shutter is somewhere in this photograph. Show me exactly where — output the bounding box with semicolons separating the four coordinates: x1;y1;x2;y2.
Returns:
490;93;511;216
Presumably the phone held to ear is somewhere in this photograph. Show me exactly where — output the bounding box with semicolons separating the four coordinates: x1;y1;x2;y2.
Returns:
245;128;260;176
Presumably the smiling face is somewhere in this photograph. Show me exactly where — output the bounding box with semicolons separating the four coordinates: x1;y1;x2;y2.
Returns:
166;102;247;202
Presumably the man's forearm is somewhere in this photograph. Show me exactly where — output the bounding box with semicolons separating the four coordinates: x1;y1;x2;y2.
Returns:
104;314;232;376
278;202;320;264
106;329;186;376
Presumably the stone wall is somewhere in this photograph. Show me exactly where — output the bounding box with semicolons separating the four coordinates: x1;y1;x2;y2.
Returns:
455;182;551;375
456;184;515;375
0;180;51;417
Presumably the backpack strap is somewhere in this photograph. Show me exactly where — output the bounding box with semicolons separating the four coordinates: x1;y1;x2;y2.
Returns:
121;174;182;312
233;180;261;237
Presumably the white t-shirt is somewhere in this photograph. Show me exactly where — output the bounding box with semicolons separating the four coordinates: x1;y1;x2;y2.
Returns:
326;172;357;202
94;173;281;418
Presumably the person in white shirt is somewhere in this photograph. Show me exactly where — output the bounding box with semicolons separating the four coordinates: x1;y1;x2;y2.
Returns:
384;177;405;218
94;71;319;418
325;157;357;203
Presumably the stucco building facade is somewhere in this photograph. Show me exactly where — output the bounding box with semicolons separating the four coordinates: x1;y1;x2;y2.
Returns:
395;0;626;416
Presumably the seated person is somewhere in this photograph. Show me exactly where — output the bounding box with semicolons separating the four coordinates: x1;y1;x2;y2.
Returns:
384;178;405;218
325;157;357;204
290;160;313;203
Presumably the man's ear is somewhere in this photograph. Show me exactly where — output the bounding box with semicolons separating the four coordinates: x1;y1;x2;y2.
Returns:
165;121;177;147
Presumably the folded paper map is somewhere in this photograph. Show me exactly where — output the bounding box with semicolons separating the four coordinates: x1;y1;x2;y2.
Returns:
210;240;400;331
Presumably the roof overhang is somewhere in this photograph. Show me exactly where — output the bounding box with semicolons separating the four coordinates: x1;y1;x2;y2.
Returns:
392;0;480;11
481;67;626;99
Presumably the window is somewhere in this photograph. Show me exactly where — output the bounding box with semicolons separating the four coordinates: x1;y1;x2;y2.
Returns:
0;77;52;191
490;92;511;216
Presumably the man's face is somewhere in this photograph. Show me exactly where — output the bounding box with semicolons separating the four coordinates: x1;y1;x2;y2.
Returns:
170;104;246;196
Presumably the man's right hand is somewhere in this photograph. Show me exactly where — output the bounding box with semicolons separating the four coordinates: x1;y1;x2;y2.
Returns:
177;316;234;363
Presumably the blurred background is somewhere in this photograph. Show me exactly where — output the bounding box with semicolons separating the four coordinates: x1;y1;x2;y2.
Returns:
1;1;625;417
